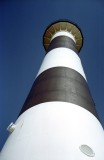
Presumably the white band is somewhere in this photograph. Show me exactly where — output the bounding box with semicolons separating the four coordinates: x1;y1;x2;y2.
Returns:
51;31;76;43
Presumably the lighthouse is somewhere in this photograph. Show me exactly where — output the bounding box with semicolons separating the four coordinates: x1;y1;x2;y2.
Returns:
0;20;104;160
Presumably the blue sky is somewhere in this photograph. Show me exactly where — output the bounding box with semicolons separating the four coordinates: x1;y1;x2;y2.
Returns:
0;0;104;150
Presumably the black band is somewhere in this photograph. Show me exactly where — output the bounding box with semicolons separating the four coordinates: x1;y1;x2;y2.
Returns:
19;67;99;120
47;36;78;53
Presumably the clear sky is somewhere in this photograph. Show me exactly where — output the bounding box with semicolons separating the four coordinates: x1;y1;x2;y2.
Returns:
0;0;104;150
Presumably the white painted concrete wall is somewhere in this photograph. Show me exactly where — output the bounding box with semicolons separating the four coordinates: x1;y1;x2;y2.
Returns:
37;48;86;80
1;102;104;160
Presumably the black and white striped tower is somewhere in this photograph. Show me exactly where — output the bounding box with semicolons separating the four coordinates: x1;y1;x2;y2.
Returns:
1;21;104;160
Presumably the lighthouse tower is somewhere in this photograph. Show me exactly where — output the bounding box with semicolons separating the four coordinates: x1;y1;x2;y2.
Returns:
0;21;104;160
